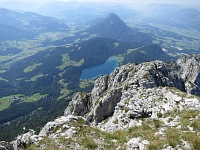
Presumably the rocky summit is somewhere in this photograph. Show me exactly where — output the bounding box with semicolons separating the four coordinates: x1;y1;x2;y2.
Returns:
2;54;200;150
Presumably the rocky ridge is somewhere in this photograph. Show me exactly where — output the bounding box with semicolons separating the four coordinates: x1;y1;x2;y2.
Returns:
2;54;200;150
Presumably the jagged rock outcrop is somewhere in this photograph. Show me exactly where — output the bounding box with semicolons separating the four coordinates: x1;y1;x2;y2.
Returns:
64;93;91;117
39;115;79;137
12;130;41;150
12;115;83;150
173;54;200;95
65;58;193;127
0;141;14;150
9;54;200;150
127;138;150;150
99;86;200;132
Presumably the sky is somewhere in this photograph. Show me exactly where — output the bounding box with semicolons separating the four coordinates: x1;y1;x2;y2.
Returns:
0;0;199;11
57;0;200;4
1;0;200;5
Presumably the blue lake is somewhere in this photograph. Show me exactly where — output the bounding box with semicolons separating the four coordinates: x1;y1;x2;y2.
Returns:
80;57;119;80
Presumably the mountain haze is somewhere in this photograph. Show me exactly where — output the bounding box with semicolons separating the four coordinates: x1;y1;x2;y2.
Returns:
0;2;200;147
0;8;70;33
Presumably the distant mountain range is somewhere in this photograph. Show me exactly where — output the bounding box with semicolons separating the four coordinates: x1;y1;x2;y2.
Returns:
53;13;152;45
0;1;140;22
140;4;200;31
141;4;182;18
0;8;70;42
172;8;200;31
1;2;200;31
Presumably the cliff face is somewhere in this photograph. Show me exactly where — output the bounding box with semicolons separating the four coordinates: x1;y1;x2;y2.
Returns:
64;55;200;131
5;54;200;150
174;54;200;95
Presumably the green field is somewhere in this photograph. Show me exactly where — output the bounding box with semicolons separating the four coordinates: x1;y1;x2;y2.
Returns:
0;93;48;111
79;80;95;89
24;63;43;73
26;73;48;82
0;31;70;70
58;53;76;70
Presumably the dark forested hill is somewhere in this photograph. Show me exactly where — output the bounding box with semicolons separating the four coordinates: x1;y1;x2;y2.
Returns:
0;24;36;41
0;8;70;33
87;13;131;39
87;13;152;44
0;37;171;99
52;13;153;46
123;44;172;64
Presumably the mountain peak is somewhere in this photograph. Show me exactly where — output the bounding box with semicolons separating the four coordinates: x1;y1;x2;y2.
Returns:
87;13;131;40
87;13;152;44
107;13;120;19
105;13;127;26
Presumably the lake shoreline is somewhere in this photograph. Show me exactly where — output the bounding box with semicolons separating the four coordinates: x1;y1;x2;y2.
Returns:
80;57;119;80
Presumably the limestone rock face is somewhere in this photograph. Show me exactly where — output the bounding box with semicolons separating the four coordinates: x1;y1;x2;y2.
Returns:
64;93;91;117
91;87;122;125
127;138;149;150
63;55;200;134
12;129;41;150
39;115;78;137
91;75;109;100
64;58;193;126
174;54;200;95
12;115;82;150
0;141;14;150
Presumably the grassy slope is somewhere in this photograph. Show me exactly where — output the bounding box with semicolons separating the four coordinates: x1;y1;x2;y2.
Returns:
27;112;200;150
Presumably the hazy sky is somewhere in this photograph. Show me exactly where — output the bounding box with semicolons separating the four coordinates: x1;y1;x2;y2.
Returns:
57;0;200;4
1;0;200;5
0;0;199;10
